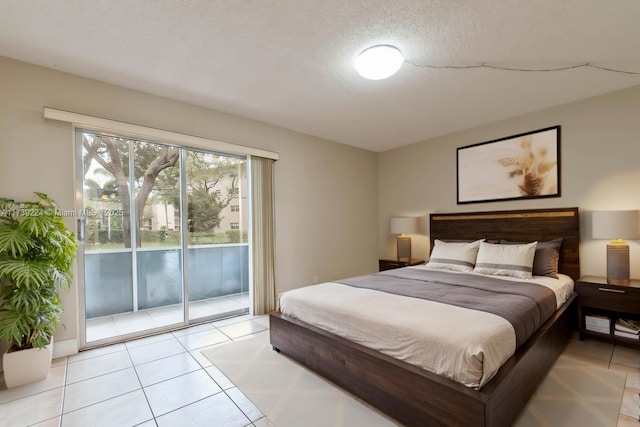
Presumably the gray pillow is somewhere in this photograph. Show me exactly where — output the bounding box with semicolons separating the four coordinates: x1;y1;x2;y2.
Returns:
500;238;563;278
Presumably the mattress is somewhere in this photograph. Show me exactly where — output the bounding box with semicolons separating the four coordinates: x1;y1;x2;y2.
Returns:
278;266;574;389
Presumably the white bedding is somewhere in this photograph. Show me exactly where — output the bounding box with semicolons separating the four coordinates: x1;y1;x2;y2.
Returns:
278;268;574;389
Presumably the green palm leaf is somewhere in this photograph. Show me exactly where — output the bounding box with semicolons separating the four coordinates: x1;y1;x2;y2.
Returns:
0;259;51;288
18;214;52;238
0;224;32;257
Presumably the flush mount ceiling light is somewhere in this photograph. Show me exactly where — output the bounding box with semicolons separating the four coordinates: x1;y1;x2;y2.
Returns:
354;45;404;80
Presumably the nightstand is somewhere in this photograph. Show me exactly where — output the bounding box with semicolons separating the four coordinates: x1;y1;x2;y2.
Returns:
378;258;425;272
577;275;640;345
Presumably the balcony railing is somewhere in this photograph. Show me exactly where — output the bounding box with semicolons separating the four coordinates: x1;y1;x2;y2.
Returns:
84;244;249;319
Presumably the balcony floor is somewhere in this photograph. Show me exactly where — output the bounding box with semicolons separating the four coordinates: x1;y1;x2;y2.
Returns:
86;293;249;343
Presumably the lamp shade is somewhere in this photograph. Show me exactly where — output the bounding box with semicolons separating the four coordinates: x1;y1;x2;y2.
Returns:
390;217;418;235
592;210;640;240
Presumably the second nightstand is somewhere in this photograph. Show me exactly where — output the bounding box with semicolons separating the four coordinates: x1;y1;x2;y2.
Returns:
379;258;425;272
577;275;640;345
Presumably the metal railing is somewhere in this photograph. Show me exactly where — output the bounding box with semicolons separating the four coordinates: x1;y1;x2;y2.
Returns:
84;244;249;318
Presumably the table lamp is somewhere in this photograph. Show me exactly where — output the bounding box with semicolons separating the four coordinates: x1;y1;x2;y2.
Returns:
390;217;418;262
592;210;640;285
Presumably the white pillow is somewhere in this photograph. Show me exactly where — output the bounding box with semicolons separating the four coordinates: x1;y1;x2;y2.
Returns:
426;239;483;272
473;241;537;279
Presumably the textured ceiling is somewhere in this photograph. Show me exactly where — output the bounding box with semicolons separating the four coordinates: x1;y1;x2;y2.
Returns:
1;0;640;152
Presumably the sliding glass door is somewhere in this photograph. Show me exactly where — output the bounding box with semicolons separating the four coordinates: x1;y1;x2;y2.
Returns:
77;130;249;347
185;151;249;321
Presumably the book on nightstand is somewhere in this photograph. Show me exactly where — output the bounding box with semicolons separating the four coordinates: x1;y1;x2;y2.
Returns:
614;319;640;339
614;330;640;340
585;314;611;334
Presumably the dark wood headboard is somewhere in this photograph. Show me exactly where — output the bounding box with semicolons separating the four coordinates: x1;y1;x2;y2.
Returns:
429;207;580;281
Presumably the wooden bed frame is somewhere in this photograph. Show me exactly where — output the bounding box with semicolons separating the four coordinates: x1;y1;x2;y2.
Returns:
270;207;580;427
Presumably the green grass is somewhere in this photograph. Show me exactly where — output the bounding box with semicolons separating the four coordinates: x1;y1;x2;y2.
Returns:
85;232;247;250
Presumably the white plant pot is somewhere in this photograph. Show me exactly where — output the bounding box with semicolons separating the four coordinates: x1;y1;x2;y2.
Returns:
2;339;53;388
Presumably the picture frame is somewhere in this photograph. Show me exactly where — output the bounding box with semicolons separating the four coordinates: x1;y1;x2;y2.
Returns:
457;126;560;204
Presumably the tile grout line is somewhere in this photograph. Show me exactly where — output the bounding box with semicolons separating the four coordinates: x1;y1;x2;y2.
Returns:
138;325;258;425
126;338;156;426
65;362;133;387
192;322;267;424
150;390;249;425
57;357;69;424
140;324;228;422
219;330;262;424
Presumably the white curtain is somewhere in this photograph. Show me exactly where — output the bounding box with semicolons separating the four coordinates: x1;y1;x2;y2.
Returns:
250;156;276;315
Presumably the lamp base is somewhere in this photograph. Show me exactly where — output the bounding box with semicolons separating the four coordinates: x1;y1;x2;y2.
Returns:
606;243;630;285
397;236;412;263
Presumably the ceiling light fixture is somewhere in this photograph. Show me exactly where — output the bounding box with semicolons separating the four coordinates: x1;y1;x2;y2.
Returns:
354;45;404;80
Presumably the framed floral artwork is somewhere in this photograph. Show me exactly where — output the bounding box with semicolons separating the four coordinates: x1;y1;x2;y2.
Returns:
457;126;560;204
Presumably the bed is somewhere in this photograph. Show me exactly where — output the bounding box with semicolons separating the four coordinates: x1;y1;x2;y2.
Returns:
269;207;580;427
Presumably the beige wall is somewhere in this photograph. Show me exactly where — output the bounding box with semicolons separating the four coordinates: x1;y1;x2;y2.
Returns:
378;84;640;279
0;56;379;349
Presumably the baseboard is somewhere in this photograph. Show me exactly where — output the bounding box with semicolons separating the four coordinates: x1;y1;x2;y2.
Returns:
53;338;78;359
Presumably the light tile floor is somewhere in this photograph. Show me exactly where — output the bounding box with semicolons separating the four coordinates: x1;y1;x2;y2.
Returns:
2;320;640;426
561;335;640;426
0;314;271;427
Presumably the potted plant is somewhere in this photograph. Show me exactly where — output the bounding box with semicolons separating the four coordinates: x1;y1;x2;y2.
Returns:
0;192;76;388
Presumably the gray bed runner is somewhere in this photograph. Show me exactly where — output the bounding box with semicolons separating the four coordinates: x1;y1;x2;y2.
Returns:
336;268;557;349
